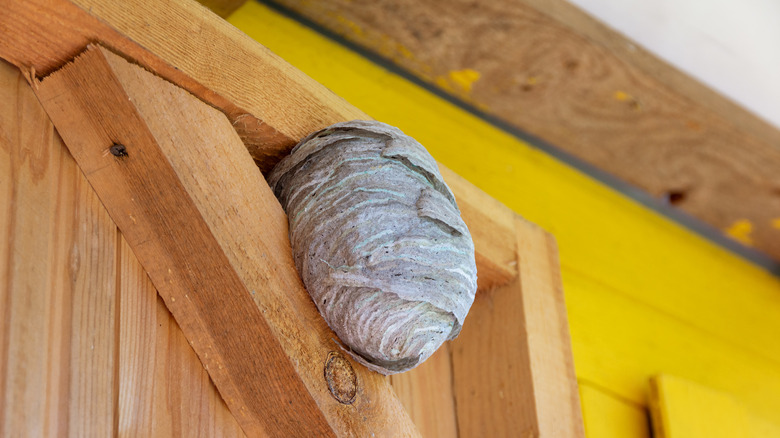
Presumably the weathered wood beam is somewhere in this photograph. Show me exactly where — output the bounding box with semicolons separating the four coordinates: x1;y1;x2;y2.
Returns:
35;45;418;437
266;0;780;262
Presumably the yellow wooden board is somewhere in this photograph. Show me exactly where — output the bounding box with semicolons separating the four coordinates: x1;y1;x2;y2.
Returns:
650;374;780;438
228;1;780;433
565;271;780;426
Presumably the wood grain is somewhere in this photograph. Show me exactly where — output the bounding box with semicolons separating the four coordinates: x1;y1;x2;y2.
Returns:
36;45;420;437
0;57;118;437
1;57;246;437
268;0;780;262
117;238;245;437
451;219;584;437
389;344;458;437
35;45;333;437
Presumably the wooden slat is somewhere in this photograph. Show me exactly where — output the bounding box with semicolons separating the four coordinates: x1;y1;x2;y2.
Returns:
36;45;419;437
117;238;245;437
0;58;118;437
35;45;329;437
647;374;780;438
450;218;584;437
649;375;747;438
389;345;458;437
565;270;780;430
266;0;780;262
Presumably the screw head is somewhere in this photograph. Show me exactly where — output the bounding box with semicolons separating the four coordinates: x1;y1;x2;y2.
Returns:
110;143;128;157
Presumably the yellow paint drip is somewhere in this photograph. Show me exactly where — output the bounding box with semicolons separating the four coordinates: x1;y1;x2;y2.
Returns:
448;69;481;93
614;90;632;101
725;219;754;246
614;90;641;110
772;218;780;229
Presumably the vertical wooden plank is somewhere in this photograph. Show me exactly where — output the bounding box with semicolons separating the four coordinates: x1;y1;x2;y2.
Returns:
0;58;245;436
116;237;156;435
154;293;246;437
450;218;584;437
0;56;64;438
390;344;459;437
117;236;244;437
0;58;118;436
64;175;119;438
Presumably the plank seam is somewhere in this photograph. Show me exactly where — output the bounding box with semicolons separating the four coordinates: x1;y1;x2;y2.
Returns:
112;226;121;438
446;344;462;438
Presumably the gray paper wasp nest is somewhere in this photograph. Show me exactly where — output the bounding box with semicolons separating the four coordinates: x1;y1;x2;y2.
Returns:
268;120;477;374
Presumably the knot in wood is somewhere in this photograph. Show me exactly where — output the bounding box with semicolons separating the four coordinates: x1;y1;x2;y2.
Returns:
324;351;357;404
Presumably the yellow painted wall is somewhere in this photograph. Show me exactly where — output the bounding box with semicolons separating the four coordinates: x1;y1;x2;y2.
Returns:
229;3;780;435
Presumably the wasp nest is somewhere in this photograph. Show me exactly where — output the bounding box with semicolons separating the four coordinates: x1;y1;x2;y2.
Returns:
268;120;477;374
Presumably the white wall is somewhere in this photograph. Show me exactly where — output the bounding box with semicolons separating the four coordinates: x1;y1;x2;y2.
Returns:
567;0;780;130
